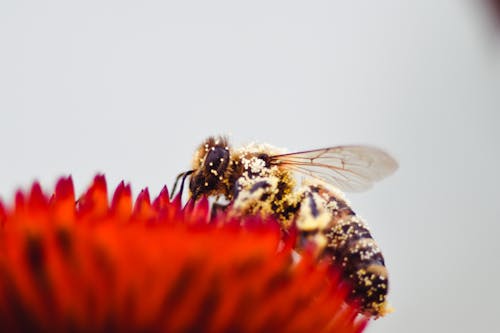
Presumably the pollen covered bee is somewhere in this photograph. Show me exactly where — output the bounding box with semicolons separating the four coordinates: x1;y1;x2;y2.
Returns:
173;136;397;317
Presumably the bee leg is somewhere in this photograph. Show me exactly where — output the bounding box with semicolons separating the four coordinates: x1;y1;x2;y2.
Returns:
210;202;229;220
294;191;331;258
230;177;278;218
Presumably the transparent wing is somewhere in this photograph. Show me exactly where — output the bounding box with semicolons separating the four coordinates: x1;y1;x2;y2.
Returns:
270;146;398;192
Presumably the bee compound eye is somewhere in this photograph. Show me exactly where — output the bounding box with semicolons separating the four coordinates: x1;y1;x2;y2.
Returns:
204;146;230;173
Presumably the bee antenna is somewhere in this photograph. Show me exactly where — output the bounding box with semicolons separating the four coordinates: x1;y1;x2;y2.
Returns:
171;170;194;199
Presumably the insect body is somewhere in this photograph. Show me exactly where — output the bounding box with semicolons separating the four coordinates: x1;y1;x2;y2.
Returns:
178;136;397;317
294;180;390;316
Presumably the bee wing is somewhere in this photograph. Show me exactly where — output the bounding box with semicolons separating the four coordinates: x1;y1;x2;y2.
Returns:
270;146;398;192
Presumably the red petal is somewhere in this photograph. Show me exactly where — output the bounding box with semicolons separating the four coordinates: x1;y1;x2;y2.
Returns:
0;176;369;333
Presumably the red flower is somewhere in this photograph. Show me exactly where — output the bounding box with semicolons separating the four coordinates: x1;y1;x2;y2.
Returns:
0;175;368;333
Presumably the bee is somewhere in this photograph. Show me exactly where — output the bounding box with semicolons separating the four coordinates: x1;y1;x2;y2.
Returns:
172;136;397;317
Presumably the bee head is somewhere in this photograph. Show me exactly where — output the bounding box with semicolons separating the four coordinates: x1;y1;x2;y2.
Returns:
189;136;230;199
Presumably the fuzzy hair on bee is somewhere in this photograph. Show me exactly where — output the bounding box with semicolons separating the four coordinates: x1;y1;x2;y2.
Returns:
175;135;397;317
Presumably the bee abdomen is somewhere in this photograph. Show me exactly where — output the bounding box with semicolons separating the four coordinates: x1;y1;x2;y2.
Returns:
327;216;389;317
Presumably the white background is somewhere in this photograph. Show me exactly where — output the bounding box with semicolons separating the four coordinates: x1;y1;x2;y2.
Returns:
1;1;499;332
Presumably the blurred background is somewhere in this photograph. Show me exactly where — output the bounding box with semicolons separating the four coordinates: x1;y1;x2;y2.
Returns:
1;1;499;332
